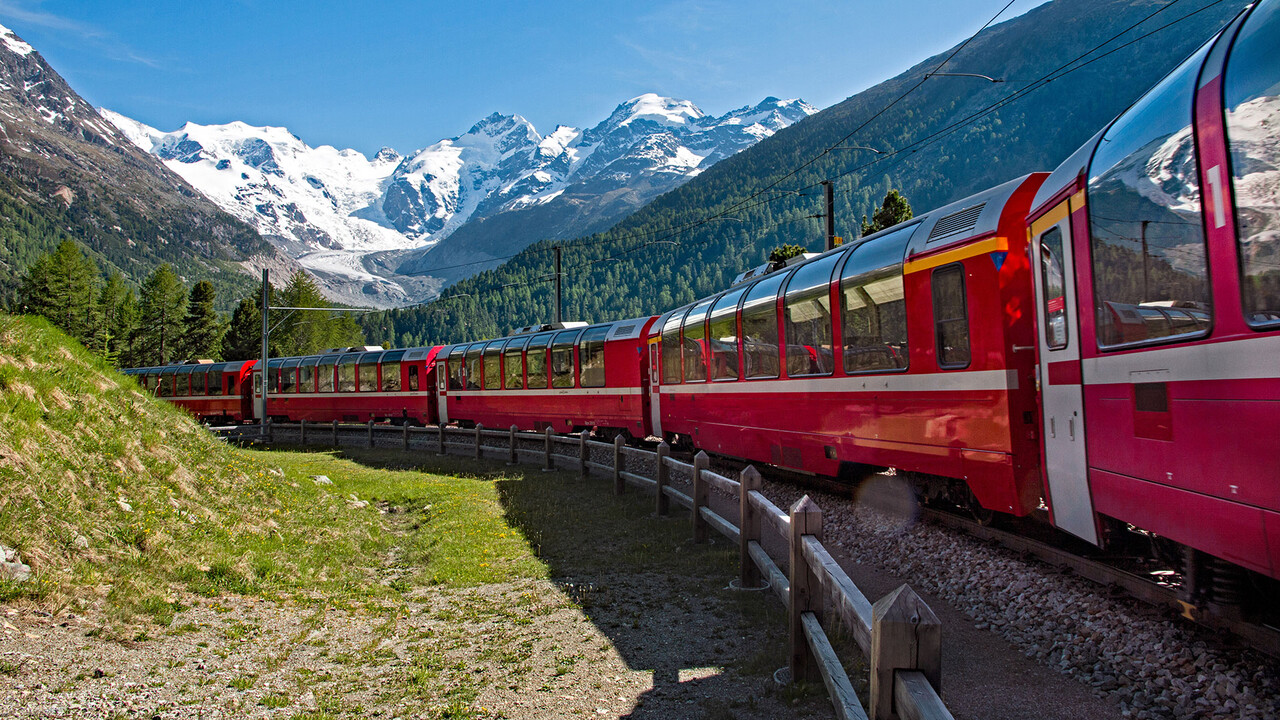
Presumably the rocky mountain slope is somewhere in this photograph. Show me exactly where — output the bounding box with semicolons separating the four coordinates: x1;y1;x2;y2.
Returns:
106;95;814;306
0;24;284;310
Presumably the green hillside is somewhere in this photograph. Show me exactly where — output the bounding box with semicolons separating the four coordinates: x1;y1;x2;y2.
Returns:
364;0;1247;347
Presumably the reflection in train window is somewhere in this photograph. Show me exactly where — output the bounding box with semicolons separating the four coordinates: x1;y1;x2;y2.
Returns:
682;298;715;383
526;333;552;389
783;253;841;377
741;271;789;379
932;264;970;368
708;287;747;381
840;225;911;373
661;309;687;385
551;330;580;388
1040;226;1069;350
579;326;609;388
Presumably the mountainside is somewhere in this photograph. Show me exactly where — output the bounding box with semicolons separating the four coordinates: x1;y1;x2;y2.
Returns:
361;0;1249;348
106;95;813;307
0;24;284;311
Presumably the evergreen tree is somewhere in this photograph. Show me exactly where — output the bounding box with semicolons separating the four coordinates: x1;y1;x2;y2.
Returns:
137;264;187;366
860;189;914;237
180;280;225;361
274;271;363;356
17;240;98;345
97;272;138;365
222;296;264;361
768;244;808;264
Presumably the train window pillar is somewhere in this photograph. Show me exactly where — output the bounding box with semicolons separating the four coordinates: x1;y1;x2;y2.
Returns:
932;263;971;368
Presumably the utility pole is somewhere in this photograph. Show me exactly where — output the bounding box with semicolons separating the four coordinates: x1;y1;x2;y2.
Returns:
822;180;836;251
1140;220;1151;300
553;245;563;325
260;268;270;437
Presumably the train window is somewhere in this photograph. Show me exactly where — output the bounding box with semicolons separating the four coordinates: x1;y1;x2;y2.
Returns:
741;271;789;379
447;346;466;390
337;354;358;393
1088;42;1213;348
1224;0;1280;328
504;337;528;390
206;370;222;396
1039;226;1069;350
318;355;338;393
579;326;610;388
281;359;300;393
465;343;484;390
252;372;261;397
840;226;911;373
227;374;236;395
551;329;580;388
708;287;747;381
381;350;404;392
526;333;552;389
176;372;191;396
357;353;381;393
482;341;503;390
408;365;419;392
932;264;970;368
661;308;688;384
191;370;206;396
300;357;319;393
682;298;715;383
266;363;280;394
146;374;158;393
784;253;841;377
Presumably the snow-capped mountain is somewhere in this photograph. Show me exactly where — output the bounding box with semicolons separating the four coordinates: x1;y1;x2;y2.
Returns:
106;93;814;306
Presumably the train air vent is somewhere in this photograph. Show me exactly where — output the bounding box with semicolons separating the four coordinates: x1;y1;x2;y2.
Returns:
612;323;637;338
927;203;986;243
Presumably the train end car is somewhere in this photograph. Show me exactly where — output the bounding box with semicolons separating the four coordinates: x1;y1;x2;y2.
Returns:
438;317;658;439
1024;0;1280;584
124;359;255;424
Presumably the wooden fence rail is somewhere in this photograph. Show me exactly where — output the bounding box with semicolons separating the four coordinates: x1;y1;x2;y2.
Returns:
224;422;954;720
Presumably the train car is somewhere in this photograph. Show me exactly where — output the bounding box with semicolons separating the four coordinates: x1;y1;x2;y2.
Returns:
437;317;658;439
124;359;255;424
250;345;442;425
648;173;1048;516
1024;0;1280;587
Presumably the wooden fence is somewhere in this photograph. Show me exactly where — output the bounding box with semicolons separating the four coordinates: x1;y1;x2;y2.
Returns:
225;420;954;720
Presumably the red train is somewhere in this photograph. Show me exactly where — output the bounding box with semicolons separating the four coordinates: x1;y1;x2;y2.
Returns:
127;1;1279;606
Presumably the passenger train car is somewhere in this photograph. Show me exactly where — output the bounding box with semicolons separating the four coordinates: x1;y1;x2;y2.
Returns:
122;360;256;424
127;0;1280;603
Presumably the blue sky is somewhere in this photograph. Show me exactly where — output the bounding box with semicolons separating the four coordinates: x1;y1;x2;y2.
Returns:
0;0;1047;156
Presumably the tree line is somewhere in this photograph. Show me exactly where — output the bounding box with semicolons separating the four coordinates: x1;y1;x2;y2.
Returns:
12;239;363;367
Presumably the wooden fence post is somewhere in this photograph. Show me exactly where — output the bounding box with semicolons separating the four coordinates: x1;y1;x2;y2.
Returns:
508;425;519;466
367;419;374;448
332;419;339;446
871;585;942;720
789;495;823;683
613;435;625;494
437;424;446;456
266;417;273;443
739;466;763;589
692;451;710;543
543;427;554;471
475;423;484;460
403;421;410;451
579;429;590;478
300;419;307;445
655;441;671;516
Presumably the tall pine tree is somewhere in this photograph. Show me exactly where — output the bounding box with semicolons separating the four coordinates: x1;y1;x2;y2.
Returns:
860;189;914;237
96;272;138;365
17;240;98;345
180;280;225;361
137;264;187;366
222;295;265;361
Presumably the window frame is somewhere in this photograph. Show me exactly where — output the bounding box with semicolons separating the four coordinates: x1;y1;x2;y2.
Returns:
299;356;319;393
708;287;748;382
336;353;359;393
550;329;581;389
931;263;972;370
482;340;504;391
380;350;405;392
681;296;718;383
1038;226;1070;350
280;357;301;394
740;270;792;380
578;326;610;388
781;253;842;378
503;336;529;390
661;307;690;385
526;333;553;389
465;343;485;390
837;226;913;375
317;354;339;393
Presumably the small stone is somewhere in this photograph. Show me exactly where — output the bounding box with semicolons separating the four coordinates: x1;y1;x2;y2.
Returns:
311;475;333;485
116;498;132;512
73;535;89;549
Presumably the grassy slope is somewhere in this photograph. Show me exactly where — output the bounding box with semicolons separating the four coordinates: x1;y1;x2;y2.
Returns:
0;312;542;634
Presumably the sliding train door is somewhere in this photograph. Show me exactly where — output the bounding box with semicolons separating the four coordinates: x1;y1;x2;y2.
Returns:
1030;196;1098;544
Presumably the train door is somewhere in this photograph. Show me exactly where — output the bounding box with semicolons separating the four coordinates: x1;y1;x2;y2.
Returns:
1030;197;1098;545
648;337;663;438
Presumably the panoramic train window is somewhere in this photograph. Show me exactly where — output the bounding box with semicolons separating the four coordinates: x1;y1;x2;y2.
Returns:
1224;1;1280;327
465;343;484;390
840;225;912;373
280;360;298;393
381;351;404;392
741;271;790;379
190;370;206;396
448;347;466;390
266;363;279;394
551;330;580;388
482;341;503;390
298;359;315;393
661;309;688;384
682;298;716;383
409;365;419;392
146;374;158;393
1088;42;1213;348
357;353;381;392
1040;227;1069;349
932;264;971;368
177;371;191;396
579;326;610;388
784;252;841;377
206;370;222;396
317;355;338;393
337;354;358;393
526;333;552;389
708;287;747;381
503;337;527;390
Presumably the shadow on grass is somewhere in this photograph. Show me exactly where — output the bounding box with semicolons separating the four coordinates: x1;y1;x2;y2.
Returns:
325;446;826;719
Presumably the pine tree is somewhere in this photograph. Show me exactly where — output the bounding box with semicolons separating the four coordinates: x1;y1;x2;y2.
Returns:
860;189;914;237
137;264;187;366
17;240;98;345
180;280;225;361
222;296;263;361
97;272;138;365
274;271;363;356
